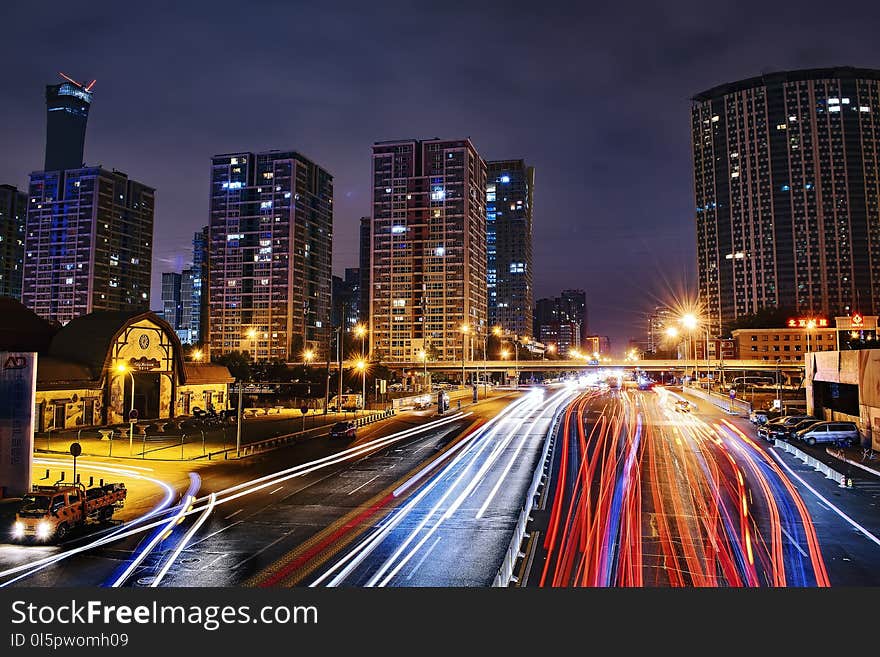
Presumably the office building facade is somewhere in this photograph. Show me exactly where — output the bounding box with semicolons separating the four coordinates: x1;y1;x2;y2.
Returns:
22;168;154;324
534;290;588;354
208;151;333;361
0;184;27;298
44;74;94;172
692;67;880;335
161;271;183;333
486;160;534;337
359;216;371;323
370;138;487;362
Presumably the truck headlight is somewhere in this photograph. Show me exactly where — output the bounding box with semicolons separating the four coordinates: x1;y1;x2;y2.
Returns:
36;521;51;540
12;522;24;539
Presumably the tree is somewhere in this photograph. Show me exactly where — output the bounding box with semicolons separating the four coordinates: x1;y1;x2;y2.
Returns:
724;307;798;336
213;350;251;381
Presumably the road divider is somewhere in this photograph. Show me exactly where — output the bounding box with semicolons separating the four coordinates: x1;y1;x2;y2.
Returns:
773;439;848;487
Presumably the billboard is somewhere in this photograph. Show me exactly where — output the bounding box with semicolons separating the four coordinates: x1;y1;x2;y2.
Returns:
0;352;37;497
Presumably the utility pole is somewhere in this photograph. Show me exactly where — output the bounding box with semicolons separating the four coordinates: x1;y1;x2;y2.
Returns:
337;326;343;412
323;329;332;414
235;380;243;457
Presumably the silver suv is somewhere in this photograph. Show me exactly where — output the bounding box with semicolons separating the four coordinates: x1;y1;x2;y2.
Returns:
794;421;859;446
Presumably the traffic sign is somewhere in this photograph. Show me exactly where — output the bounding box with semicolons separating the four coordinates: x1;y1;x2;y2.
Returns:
300;405;309;415
128;408;139;422
729;389;736;399
70;442;82;457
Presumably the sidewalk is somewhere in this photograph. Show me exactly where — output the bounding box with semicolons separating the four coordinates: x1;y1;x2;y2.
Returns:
824;443;880;479
33;408;391;462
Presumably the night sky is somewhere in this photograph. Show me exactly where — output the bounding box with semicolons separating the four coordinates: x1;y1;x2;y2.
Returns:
2;1;879;353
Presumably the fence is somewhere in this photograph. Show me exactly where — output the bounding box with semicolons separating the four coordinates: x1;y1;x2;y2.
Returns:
493;398;567;587
195;408;396;460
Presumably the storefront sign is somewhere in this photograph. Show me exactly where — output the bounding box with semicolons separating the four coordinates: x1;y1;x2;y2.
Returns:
128;356;160;371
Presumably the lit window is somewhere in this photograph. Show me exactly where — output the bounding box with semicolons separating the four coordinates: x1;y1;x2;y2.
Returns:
500;175;510;183
261;278;269;285
711;115;719;122
260;201;272;209
431;187;445;201
509;262;525;273
776;123;787;130
860;106;871;113
391;225;406;234
228;279;237;286
65;277;73;284
315;321;322;328
385;187;392;193
284;191;291;198
231;157;239;165
434;247;445;257
781;185;790;191
392;299;406;307
829;106;841;113
828;97;840;105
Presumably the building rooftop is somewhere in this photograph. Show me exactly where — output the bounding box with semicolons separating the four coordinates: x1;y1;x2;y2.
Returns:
693;66;880;102
0;296;59;352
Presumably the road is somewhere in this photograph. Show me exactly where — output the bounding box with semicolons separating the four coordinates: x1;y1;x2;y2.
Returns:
0;391;521;587
525;385;880;586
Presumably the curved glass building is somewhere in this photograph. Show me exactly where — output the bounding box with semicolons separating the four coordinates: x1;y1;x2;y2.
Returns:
692;67;880;334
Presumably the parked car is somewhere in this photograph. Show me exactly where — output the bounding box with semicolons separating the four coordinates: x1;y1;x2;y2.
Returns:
780;417;823;439
794;421;859;446
749;409;781;425
756;415;811;441
329;421;357;440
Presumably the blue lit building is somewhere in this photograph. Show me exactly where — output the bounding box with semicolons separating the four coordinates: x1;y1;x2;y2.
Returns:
487;160;534;337
44;74;94;172
22;168;155;324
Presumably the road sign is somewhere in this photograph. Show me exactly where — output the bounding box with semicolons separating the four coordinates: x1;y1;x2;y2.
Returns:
128;408;139;422
729;389;736;399
70;442;82;457
300;405;309;415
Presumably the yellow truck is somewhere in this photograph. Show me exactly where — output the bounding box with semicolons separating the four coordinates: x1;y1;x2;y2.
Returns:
12;482;127;543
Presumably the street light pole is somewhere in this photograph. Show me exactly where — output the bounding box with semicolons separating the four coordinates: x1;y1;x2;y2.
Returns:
235;380;243;457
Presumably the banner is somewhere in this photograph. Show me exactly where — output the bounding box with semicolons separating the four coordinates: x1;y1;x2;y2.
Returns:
0;352;37;497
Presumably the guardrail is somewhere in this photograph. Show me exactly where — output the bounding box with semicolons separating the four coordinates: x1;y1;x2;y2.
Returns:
194;408;396;460
493;398;568;587
773;438;849;487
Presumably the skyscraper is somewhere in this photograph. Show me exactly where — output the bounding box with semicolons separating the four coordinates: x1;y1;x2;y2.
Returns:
22;168;154;323
190;227;208;345
44;74;94;172
359;216;370;323
486;160;534;337
208;150;333;361
161;271;183;332
692;67;880;334
370;138;487;362
559;289;588;343
647;306;674;353
0;184;27;299
331;269;360;333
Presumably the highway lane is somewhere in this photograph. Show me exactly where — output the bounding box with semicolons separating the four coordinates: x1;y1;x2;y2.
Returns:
0;393;518;587
525;385;880;587
302;385;577;587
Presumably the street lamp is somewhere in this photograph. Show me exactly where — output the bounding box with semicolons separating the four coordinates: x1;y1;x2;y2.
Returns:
418;348;428;393
355;359;366;414
303;348;315;365
460;323;470;387
116;363;135;455
354;324;367;359
246;328;257;362
545;343;556;360
192;349;203;362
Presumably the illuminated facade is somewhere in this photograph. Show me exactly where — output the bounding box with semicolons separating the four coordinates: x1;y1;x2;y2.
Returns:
693;67;880;335
44;74;94;172
22;168;154;324
208;151;333;361
486;160;534;337
370;138;487;362
0;184;27;298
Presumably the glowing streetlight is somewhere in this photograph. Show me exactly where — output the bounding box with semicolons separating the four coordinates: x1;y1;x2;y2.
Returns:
245;328;257;362
303;348;315;364
418;348;428;392
355;358;367;413
354;323;368;360
116;363;135;454
665;326;679;339
500;349;510;359
192;349;203;362
460;323;471;386
545;343;556;360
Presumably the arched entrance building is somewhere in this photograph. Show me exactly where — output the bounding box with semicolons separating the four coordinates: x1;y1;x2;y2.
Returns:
0;305;235;431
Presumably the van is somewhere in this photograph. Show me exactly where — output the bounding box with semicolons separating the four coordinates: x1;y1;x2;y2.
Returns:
794;421;859;446
328;394;363;412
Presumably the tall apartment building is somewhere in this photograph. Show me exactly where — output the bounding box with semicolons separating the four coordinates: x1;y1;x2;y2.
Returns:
44;74;94;172
486;160;534;337
208;151;333;361
0;184;27;298
359;216;370;323
331;268;360;333
647;306;674;353
370;138;487;362
22;168;154;323
692;67;880;335
188;227;208;345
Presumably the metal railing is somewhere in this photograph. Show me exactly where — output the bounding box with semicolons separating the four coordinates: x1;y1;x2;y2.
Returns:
493;398;567;587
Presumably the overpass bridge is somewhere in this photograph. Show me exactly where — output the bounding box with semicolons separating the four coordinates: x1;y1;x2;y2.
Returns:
297;358;805;374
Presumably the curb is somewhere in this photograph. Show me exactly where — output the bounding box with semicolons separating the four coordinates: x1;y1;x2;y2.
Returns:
825;447;880;480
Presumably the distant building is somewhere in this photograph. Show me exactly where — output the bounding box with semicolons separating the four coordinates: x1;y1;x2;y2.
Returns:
190;226;208;345
0;184;27;299
208;151;333;361
647;306;674;353
44;74;94;172
583;335;611;356
370;138;487;362
534;290;588;355
486;160;534;337
731;326;836;361
23;168;155;324
331;269;360;333
359;216;370;323
161;272;183;334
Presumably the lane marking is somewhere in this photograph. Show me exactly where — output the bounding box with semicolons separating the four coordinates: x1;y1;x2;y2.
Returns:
348;474;381;496
269;486;284;495
231;535;289;570
406;536;442;581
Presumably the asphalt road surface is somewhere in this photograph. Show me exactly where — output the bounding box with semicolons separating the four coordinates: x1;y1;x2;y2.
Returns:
524;385;880;587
